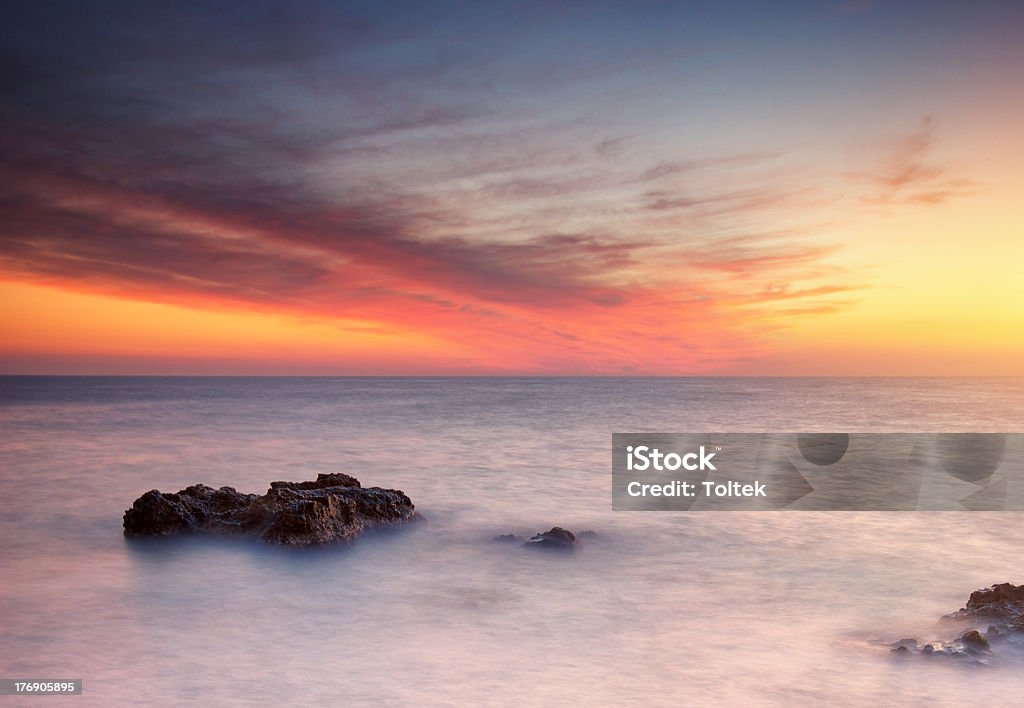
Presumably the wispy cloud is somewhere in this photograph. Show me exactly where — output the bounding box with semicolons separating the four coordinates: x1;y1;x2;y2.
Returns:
854;117;975;206
9;0;967;372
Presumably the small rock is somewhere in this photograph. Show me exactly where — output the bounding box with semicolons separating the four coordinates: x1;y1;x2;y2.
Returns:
890;638;918;653
960;629;990;652
524;527;576;550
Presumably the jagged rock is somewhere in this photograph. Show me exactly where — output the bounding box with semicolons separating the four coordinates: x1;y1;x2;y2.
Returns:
524;527;576;550
123;473;416;545
945;583;1024;627
269;473;361;490
122;484;259;536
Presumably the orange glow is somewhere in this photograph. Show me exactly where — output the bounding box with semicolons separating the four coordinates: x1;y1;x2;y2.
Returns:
0;281;468;374
2;119;1022;375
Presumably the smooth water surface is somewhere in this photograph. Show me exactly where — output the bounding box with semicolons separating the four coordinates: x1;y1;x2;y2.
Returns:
2;377;1023;706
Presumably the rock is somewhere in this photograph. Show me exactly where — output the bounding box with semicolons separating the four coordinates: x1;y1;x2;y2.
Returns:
494;527;594;550
960;629;990;651
524;527;576;550
887;635;989;662
889;638;917;654
269;473;361;490
492;534;521;543
885;583;1024;664
122;485;259;536
945;583;1024;626
124;473;416;545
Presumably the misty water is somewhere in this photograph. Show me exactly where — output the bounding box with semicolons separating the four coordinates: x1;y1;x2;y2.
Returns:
2;377;1023;706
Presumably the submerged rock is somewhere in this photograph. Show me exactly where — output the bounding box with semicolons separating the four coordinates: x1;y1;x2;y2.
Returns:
123;473;416;545
494;528;597;550
888;630;993;664
886;583;1024;664
492;534;521;543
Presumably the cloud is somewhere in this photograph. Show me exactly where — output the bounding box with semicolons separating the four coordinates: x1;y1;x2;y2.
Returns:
676;234;841;276
854;117;975;206
0;157;646;313
638;152;779;182
0;1;864;372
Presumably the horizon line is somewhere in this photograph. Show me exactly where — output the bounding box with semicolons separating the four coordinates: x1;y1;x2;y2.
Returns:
2;374;1022;380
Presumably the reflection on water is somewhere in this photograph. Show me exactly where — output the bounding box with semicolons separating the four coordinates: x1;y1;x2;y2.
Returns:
1;377;1024;705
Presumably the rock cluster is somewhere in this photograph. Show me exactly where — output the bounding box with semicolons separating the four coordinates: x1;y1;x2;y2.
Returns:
888;630;992;661
888;583;1024;664
123;473;416;545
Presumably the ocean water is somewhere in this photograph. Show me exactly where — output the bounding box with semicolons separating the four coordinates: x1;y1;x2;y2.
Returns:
1;376;1023;706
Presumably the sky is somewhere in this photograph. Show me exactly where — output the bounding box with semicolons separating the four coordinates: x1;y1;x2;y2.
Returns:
1;0;1022;375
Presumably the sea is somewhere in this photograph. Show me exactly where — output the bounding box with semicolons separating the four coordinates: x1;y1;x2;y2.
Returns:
1;376;1023;706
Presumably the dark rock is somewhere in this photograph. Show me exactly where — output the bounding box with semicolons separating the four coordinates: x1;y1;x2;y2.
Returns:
946;583;1024;627
124;473;415;545
495;527;594;550
524;527;576;550
122;485;259;536
887;636;987;662
269;473;361;490
884;583;1024;664
960;629;990;651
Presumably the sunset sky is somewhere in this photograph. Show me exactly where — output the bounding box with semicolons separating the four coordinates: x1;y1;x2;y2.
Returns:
1;1;1022;375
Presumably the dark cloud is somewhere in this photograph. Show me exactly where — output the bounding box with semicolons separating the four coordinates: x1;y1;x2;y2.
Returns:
0;2;633;310
0;187;334;305
0;152;647;312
